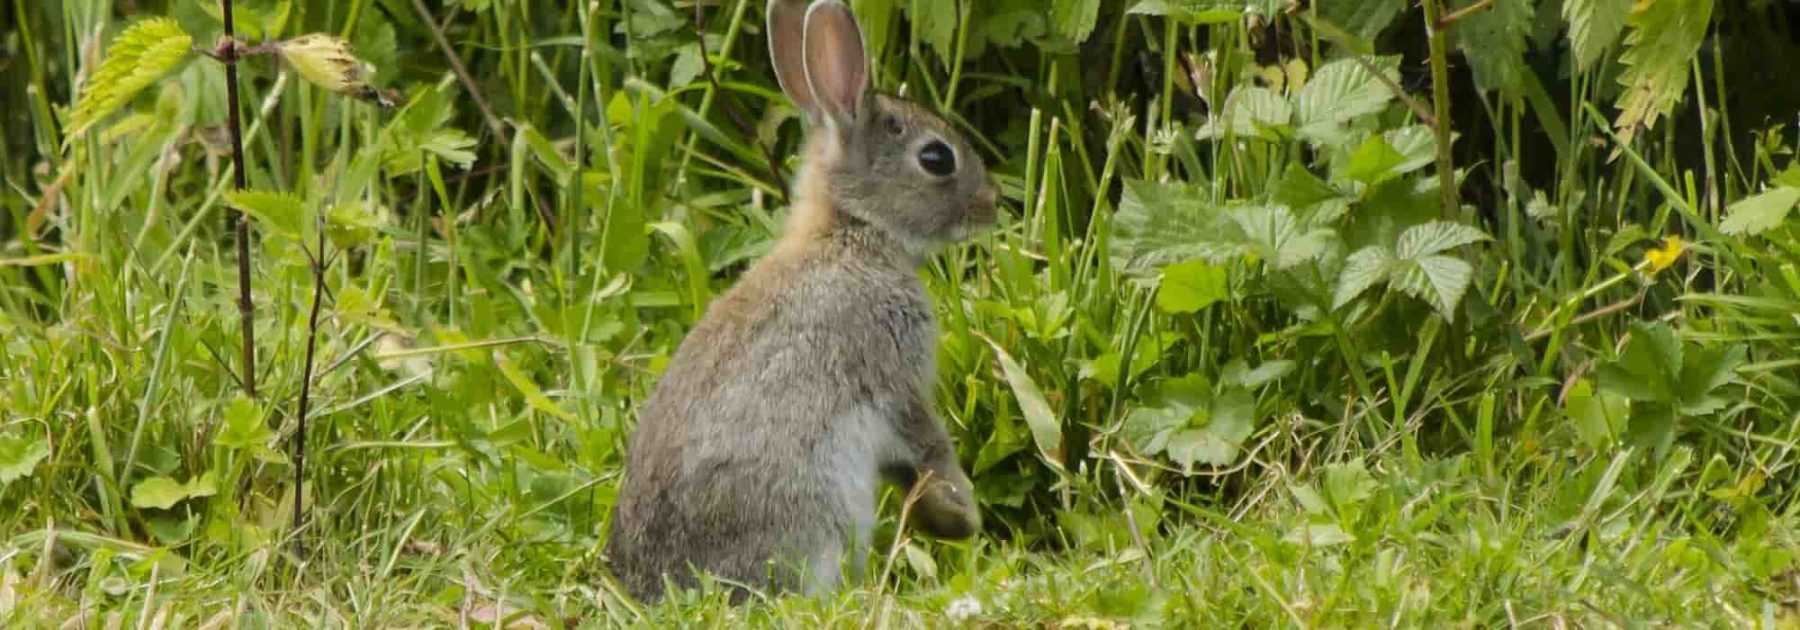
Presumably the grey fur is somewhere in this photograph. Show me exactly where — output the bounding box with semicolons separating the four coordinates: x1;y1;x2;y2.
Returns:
604;0;996;604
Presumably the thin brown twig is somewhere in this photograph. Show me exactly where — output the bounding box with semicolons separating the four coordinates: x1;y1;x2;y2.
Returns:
410;0;508;140
1436;0;1497;30
219;0;258;398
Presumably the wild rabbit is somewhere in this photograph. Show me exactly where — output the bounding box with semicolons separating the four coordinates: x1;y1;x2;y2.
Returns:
604;0;997;605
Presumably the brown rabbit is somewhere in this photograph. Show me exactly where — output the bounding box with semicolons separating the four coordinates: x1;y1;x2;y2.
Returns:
604;0;996;604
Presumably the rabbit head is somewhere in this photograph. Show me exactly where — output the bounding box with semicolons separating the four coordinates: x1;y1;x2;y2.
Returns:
768;0;998;257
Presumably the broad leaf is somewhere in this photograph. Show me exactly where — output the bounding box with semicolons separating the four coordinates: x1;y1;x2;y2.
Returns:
1719;186;1800;236
1112;180;1243;271
1229;205;1335;269
1197;86;1292;141
225;190;308;240
0;435;51;485
1565;0;1632;71
1396;221;1490;259
1128;0;1282;24
66;18;194;139
1333;246;1395;309
1157;259;1230;314
129;472;218;510
1051;0;1103;44
1565;379;1630;450
1392;254;1475;320
1597;321;1683;403
1318;0;1406;41
1455;0;1534;96
1294;57;1400;147
1612;0;1715;146
1342;134;1409;185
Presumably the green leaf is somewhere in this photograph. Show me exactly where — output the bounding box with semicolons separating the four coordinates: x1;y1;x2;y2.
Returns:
224;190;308;240
1612;0;1715;146
1333;246;1396;309
0;434;51;485
1719;186;1800;236
1565;379;1630;450
129;473;216;510
1395;221;1490;259
1392;254;1475;320
216;394;271;449
1317;0;1406;41
1676;344;1745;413
1222;359;1296;389
912;0;959;53
1455;0;1534;96
1383;125;1440;176
1229;205;1335;270
1565;0;1632;71
1051;0;1103;44
1111;180;1241;272
1127;0;1279;24
1342;134;1409;185
65;18;193;140
1597;321;1682;403
1294;57;1400;147
984;337;1062;463
1197;86;1292;141
1156;259;1229;314
1272;163;1344;212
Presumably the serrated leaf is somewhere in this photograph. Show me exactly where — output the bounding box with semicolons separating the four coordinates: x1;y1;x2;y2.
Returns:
1318;0;1405;40
1197;86;1292;141
1295;57;1400;147
1127;0;1280;24
984;338;1062;463
65;18;194;140
1719;186;1800;236
1051;0;1103;43
1272;163;1344;212
224;190;308;240
1383;125;1440;176
1565;0;1632;71
1112;180;1245;272
1455;0;1534;96
1342;134;1409;185
1392;255;1474;320
1229;205;1335;269
1612;0;1714;147
0;435;51;485
1333;246;1396;308
1157;259;1230;314
1598;321;1682;403
1395;221;1490;259
1676;344;1745;408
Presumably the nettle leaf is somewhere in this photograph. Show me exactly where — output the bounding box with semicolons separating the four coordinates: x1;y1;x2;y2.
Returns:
1395;221;1490;259
1112;180;1244;272
1294;57;1400;147
1157;259;1230;314
224;190;309;240
1719;186;1800;236
1197;86;1292;141
1333;246;1396;308
1612;0;1714;146
1565;0;1632;71
1455;0;1534;96
1229;205;1335;270
1392;255;1475;320
0;434;51;485
129;472;218;510
65;18;194;140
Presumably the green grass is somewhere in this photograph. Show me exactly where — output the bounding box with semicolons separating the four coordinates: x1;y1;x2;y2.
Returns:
4;0;1800;627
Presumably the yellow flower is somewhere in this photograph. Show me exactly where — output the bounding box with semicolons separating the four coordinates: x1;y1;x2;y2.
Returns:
1644;235;1685;274
276;34;387;106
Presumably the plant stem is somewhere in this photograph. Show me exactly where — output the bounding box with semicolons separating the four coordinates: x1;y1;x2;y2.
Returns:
295;236;326;537
1422;0;1460;219
221;0;258;397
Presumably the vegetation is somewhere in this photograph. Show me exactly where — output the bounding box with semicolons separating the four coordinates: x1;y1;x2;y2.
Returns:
3;0;1799;625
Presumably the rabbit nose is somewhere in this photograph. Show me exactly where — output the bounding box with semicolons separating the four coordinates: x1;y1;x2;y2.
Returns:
977;182;998;208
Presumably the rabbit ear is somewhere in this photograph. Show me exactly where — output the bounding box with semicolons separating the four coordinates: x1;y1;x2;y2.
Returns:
768;0;818;120
802;0;869;129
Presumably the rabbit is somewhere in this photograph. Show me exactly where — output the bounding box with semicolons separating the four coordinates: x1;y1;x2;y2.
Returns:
604;0;996;605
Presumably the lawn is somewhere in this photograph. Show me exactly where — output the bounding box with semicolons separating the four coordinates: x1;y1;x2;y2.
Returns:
3;0;1799;627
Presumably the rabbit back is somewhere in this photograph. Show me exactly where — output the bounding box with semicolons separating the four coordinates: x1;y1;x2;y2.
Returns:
606;239;937;602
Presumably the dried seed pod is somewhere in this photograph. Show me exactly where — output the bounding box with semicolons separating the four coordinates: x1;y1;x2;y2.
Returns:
275;34;391;107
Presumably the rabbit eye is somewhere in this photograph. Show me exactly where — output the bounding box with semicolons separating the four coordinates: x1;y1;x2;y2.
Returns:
917;140;956;177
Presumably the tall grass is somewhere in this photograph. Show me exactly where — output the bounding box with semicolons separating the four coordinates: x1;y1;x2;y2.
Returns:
2;0;1798;625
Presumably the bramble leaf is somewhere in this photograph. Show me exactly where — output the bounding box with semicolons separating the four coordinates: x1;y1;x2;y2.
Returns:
65;18;194;140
